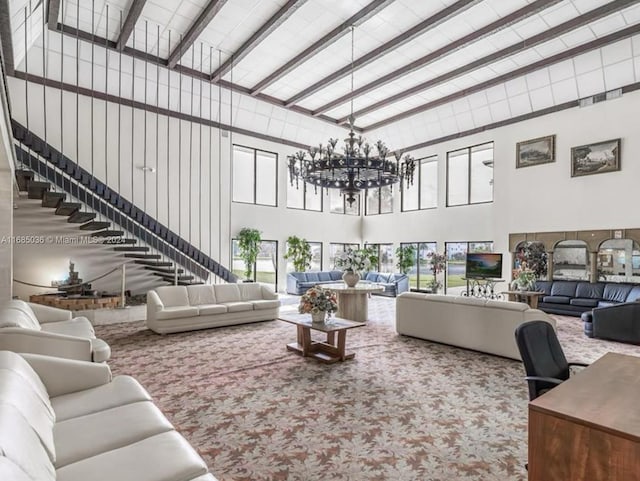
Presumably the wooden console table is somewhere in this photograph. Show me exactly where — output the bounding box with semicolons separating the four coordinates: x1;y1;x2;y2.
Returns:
502;290;544;309
528;352;640;481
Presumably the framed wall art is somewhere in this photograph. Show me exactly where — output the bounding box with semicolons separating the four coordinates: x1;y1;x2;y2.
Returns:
571;138;620;177
516;135;555;168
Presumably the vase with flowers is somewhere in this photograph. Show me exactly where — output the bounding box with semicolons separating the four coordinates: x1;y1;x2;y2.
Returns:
298;285;338;323
512;261;537;291
334;247;376;287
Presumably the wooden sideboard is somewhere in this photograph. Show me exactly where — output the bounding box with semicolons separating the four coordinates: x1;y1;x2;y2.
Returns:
528;352;640;481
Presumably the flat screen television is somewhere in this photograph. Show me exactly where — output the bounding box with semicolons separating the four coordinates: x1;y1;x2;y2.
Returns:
465;253;503;279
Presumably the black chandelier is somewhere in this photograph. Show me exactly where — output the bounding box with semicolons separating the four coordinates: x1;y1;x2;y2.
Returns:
287;27;416;206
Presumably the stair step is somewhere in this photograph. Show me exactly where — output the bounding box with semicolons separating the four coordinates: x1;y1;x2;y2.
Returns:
15;170;33;191
177;281;203;286
113;246;150;252
99;238;137;245
91;230;124;237
134;260;173;267
67;211;97;224
55;202;81;216
27;181;50;199
159;275;194;282
41;191;65;208
144;267;184;274
124;254;161;260
79;221;111;231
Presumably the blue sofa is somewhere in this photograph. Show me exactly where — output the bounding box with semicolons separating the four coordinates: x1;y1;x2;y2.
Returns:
286;271;343;295
535;280;640;316
363;272;409;297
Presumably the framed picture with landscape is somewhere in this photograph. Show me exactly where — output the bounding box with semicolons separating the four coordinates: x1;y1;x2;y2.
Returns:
516;135;555;168
571;138;620;177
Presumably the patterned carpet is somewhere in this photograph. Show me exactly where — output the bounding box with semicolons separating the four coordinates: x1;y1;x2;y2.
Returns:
96;297;639;481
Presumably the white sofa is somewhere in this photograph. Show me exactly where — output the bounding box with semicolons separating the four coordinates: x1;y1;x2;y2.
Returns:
0;350;217;481
395;293;556;360
147;283;281;334
0;300;110;362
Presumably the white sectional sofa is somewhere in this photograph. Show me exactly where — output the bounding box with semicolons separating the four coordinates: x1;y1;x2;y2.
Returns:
147;283;281;334
395;293;556;360
0;350;217;481
0;300;110;362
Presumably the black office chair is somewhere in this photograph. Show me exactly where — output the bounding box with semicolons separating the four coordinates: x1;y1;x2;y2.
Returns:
515;320;588;400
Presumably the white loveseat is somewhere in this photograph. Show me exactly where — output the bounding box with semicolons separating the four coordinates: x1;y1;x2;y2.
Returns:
0;300;110;362
147;283;280;334
395;293;556;360
0;350;217;481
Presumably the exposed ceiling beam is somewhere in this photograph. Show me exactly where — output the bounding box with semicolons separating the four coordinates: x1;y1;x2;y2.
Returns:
116;0;147;51
44;22;352;131
283;0;483;107
0;0;15;75
364;23;640;132
47;0;61;29
314;0;563;117
249;0;395;95
210;0;308;82
339;0;639;125
167;0;228;69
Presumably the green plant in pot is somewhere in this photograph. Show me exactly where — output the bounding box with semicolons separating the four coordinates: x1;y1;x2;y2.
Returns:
284;236;312;272
237;228;262;281
395;245;416;275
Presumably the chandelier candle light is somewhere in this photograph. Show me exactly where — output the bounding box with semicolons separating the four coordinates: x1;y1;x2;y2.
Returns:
287;27;416;206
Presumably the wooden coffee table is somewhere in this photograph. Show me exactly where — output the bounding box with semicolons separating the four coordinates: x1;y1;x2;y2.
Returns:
503;290;545;309
279;314;365;364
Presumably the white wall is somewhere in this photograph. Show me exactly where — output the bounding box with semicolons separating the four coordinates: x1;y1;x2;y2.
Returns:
365;88;640;289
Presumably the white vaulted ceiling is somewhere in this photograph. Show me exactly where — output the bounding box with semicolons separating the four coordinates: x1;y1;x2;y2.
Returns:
7;0;640;152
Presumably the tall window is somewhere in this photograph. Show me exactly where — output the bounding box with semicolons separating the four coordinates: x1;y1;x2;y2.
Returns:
365;243;394;272
329;190;360;215
365;185;393;215
444;241;494;294
287;183;322;211
400;242;437;290
402;155;438;211
446;142;493;207
329;243;359;269
285;241;322;272
232;145;277;206
231;239;278;291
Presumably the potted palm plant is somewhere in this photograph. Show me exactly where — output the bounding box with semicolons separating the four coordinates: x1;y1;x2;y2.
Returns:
284;236;313;272
237;228;262;281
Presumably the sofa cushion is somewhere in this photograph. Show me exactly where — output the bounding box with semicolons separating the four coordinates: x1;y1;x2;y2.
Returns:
0;351;52;409
603;283;634;303
0;404;56;481
0;457;34;481
550;281;578;297
251;299;280;310
220;302;253;313
534;281;553;296
330;271;343;280
485;299;528;311
155;306;199;321
53;401;174;468
299;282;317;289
305;272;320;282
214;284;242;303
0;307;41;330
197;304;228;315
41;318;96;338
238;283;262;301
365;272;377;282
155;286;190;307
317;272;332;282
626;286;640;302
377;273;392;283
542;295;572;304
55;431;208;481
186;285;216;306
598;301;619;308
575;282;605;300
51;375;152;422
6;300;42;328
570;298;600;308
0;370;56;462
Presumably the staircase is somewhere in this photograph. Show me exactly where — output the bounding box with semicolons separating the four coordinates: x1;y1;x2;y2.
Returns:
12;120;237;288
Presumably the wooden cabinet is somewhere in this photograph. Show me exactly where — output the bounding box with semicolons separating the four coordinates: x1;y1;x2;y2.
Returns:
528;353;640;481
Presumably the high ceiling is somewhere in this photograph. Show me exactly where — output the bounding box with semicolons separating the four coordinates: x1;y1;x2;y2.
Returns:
5;0;640;151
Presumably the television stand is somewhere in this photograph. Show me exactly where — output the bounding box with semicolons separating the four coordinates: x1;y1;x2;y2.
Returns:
461;277;504;300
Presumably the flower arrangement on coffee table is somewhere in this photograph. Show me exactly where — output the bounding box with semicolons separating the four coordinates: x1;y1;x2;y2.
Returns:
512;261;537;290
298;285;338;323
